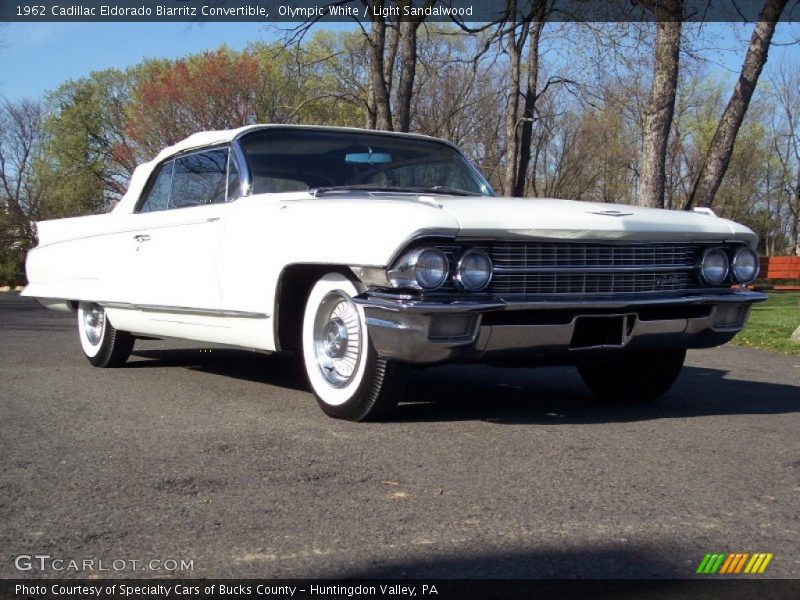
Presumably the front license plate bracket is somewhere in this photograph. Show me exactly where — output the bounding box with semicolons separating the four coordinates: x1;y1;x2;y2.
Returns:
571;314;635;349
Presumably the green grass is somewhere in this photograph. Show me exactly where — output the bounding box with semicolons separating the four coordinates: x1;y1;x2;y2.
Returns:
732;291;800;355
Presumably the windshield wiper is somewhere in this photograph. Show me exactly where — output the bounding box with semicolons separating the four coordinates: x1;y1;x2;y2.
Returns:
311;185;413;196
311;184;483;197
409;186;484;196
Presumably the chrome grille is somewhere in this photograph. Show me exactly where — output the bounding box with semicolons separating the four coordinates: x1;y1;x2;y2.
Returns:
485;241;700;296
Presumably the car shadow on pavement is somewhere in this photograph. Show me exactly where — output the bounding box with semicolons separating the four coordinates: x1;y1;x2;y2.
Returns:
128;346;800;424
338;543;690;580
393;363;800;424
128;347;310;392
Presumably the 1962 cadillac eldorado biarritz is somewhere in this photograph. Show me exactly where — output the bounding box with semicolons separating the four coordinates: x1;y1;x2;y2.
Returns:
23;125;766;420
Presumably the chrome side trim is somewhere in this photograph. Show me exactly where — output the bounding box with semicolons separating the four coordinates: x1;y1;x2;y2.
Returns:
99;301;269;319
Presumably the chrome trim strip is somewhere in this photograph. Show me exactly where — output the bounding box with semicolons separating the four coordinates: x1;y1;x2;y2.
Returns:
354;290;767;314
493;265;695;274
99;301;269;319
386;230;458;267
230;140;252;198
230;124;468;156
354;294;505;314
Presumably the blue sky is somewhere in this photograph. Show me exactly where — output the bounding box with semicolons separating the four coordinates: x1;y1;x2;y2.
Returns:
0;22;279;99
0;21;797;102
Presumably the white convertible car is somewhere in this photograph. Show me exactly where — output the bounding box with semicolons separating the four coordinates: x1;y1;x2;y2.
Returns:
23;125;766;420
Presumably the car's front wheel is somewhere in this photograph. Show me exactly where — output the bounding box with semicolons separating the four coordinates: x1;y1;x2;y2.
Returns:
77;302;134;367
577;348;686;402
301;273;408;421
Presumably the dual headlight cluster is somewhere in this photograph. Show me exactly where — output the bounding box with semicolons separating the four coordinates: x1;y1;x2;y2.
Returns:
699;247;759;285
388;247;493;291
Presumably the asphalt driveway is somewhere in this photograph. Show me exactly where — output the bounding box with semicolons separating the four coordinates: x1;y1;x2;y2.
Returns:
1;293;798;579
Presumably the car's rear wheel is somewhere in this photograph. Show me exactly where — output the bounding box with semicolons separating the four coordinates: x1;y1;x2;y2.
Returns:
301;273;408;421
77;302;134;367
577;348;686;402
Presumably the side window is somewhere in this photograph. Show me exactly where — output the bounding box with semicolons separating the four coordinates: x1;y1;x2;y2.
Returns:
170;149;228;209
138;161;174;213
227;152;242;202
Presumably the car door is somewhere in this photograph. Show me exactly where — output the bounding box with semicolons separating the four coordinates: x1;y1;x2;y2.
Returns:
126;147;236;315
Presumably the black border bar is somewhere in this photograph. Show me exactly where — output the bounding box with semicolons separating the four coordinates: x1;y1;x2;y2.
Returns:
2;0;800;23
3;579;800;600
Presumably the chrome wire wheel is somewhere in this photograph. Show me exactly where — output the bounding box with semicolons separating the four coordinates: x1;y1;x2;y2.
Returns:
82;302;106;346
312;291;362;387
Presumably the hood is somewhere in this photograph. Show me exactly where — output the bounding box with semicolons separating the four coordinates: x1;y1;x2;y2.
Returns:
434;197;757;246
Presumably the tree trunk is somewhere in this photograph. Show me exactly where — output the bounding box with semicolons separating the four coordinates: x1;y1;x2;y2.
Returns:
502;11;530;196
502;43;522;196
638;15;682;208
513;19;544;197
685;0;788;209
395;19;418;133
368;15;393;131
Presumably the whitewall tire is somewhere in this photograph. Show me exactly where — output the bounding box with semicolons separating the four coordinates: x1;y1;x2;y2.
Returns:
301;273;407;421
77;302;134;367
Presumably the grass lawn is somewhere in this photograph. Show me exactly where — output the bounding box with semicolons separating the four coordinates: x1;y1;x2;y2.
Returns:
732;291;800;355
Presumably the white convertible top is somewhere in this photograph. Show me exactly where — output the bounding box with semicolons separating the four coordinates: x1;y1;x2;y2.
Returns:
113;124;454;214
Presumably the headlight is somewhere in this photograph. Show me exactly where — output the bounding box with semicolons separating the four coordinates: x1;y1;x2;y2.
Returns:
388;247;449;290
456;249;493;291
699;248;729;285
731;247;759;284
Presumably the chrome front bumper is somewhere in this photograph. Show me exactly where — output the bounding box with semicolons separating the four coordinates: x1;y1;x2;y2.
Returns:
353;290;767;364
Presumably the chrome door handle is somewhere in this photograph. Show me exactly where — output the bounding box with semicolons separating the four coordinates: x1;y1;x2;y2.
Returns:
134;234;151;242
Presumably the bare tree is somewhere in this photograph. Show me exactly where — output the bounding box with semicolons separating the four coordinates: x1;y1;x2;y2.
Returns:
0;98;47;249
771;64;800;250
512;7;548;197
393;2;429;132
500;14;531;195
367;0;432;131
281;1;431;132
459;1;554;196
685;0;789;209
638;0;683;208
365;10;394;129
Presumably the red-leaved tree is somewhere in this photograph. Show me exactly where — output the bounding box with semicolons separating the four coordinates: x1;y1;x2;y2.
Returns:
125;49;266;157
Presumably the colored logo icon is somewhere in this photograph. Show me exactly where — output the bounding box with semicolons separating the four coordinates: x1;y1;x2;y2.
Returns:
696;552;773;574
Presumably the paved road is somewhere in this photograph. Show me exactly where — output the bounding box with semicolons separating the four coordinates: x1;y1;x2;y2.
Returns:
1;292;799;579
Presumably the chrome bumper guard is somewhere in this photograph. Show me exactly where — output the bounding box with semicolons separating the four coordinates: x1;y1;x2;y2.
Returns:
353;290;767;364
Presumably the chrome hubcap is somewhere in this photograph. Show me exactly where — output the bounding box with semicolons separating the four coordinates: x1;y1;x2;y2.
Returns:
313;292;361;387
323;318;349;359
83;303;105;346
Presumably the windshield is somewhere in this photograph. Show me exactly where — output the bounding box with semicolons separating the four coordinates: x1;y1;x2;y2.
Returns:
237;128;494;196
